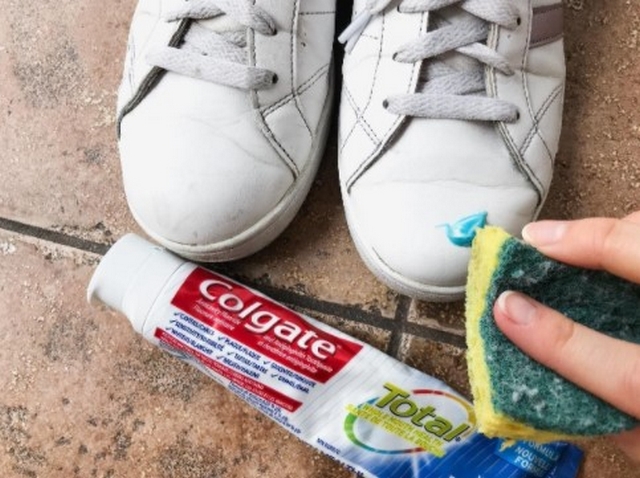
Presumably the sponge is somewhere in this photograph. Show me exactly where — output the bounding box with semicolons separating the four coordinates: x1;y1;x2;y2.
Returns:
465;226;640;442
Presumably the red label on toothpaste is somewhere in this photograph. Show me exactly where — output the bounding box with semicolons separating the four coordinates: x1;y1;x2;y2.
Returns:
171;268;363;384
155;328;303;412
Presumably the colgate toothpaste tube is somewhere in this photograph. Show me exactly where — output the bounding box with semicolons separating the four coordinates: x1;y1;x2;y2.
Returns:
87;234;583;478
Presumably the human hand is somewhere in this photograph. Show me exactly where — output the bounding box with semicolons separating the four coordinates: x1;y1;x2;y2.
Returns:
492;212;640;463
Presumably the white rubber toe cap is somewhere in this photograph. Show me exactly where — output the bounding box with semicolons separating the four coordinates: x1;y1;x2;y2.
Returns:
340;117;545;300
345;179;539;295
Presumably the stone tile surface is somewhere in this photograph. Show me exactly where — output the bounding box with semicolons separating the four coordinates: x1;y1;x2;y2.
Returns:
0;0;138;242
541;0;640;220
408;300;466;336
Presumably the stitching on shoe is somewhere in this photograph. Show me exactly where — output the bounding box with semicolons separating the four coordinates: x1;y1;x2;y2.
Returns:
345;12;425;189
492;72;545;200
499;120;545;199
519;0;549;189
290;0;314;138
260;117;300;177
374;28;420;150
343;86;381;144
263;64;329;117
250;26;299;177
520;0;538;136
339;13;387;153
299;11;336;16
520;85;562;155
261;8;334;120
264;65;328;116
491;3;544;203
537;96;558;160
519;83;564;159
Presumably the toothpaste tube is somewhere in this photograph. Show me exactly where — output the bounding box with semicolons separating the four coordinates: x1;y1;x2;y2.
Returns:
88;234;583;478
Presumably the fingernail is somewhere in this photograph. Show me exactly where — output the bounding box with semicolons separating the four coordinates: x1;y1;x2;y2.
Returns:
522;221;567;247
496;291;538;325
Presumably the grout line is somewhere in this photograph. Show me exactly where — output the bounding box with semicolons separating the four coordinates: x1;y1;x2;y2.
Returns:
0;217;110;255
386;296;411;357
0;216;467;350
405;322;466;349
249;281;399;329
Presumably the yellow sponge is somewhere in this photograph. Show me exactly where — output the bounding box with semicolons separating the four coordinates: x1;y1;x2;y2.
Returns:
466;227;640;442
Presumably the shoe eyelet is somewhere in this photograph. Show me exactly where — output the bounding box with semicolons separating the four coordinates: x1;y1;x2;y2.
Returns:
516;16;522;26
272;73;279;84
392;52;399;62
515;110;521;121
382;99;389;109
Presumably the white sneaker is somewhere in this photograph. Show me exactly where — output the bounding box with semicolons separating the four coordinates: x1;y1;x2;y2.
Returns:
117;0;336;261
338;0;565;301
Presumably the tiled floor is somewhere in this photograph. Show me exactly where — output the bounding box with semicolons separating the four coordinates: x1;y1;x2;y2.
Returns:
0;0;639;477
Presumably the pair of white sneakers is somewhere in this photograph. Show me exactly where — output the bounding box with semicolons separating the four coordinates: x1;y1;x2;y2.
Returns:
117;0;566;302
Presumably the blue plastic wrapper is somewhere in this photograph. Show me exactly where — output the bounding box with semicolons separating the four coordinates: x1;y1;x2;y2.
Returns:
349;434;583;478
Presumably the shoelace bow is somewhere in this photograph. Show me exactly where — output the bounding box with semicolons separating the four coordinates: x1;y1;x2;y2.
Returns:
147;0;278;90
339;0;520;122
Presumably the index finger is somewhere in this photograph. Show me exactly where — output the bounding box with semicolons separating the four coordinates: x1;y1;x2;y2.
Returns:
494;291;640;420
522;216;640;284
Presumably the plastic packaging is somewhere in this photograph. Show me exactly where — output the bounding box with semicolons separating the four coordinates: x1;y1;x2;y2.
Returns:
88;234;584;478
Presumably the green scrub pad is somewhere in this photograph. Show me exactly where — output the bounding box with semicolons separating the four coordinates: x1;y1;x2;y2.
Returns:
466;227;640;442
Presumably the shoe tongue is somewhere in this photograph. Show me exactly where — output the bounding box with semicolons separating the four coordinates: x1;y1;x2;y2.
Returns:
198;15;244;33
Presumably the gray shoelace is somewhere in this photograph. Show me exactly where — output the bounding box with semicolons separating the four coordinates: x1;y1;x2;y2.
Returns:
146;0;277;90
339;0;519;122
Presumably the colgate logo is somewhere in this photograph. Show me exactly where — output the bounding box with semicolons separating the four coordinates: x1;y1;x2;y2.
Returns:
198;279;337;361
172;268;362;383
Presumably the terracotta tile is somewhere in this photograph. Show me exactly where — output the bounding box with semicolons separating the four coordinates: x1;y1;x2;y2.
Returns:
0;0;139;242
408;299;466;336
578;439;640;478
542;1;640;220
0;233;359;478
